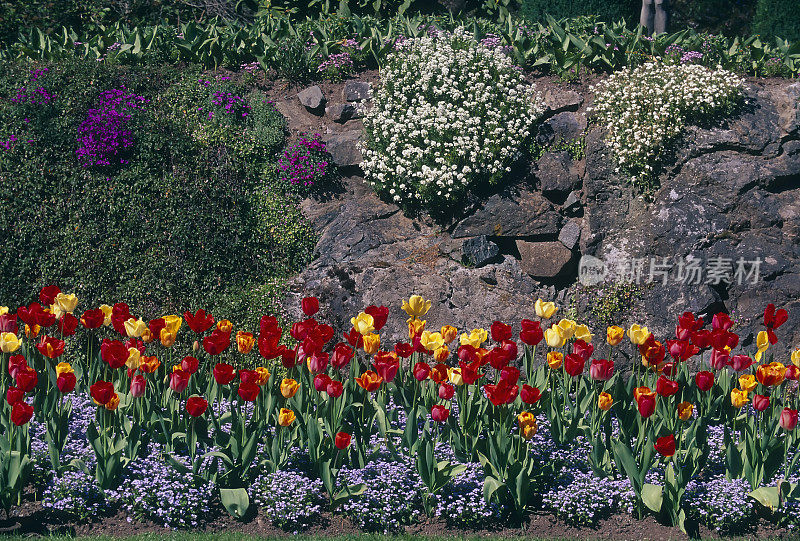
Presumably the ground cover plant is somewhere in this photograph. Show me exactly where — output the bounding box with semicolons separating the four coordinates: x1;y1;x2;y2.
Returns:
0;60;318;328
0;287;798;535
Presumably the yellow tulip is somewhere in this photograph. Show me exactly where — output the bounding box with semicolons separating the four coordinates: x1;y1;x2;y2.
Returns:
124;318;147;338
126;347;141;370
678;401;694;421
56;362;73;376
518;411;538;440
408;319;426;339
160;329;177;347
535;299;558;319
574;324;593;343
280;378;299;398
434;345;450;363
557;319;576;340
99;305;113;326
449;367;464;386
254;367;270;386
163;315;182;335
141;329;154;343
363;333;380;355
0;307;7;316
441;325;458;344
547;351;563;369
731;388;749;408
0;333;21;353
598;392;613;411
628;324;650;345
755;330;770;363
420;331;444;352
54;292;78;315
460;328;488;348
607;326;624;346
351;312;375;335
217;319;233;334
792;348;800;368
236;331;255;354
738;374;757;393
402;294;431;321
544;326;566;348
278;408;296;427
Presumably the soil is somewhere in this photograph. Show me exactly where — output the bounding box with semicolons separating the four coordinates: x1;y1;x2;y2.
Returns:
5;493;798;540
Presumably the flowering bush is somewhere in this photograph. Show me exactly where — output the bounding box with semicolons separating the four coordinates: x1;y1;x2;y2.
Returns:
76;88;148;167
277;134;332;196
249;470;326;531
590;62;743;187
684;476;756;533
431;462;499;527
43;470;108;522
361;27;544;209
543;470;635;527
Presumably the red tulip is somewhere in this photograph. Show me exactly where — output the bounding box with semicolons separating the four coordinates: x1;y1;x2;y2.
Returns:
459;360;482;385
301;296;320;316
691;329;712;349
238;381;260;402
186;396;208;417
564;353;586;377
487;348;509;371
129;374;146;397
786;366;800;381
57;372;77;394
394;342;414;358
780;408;798;430
331;342;354;369
695;371;715;392
499;366;521;385
764;304;788;345
259;315;282;338
656;376;679;397
431;405;450;422
730;354;754;372
343;328;364;348
589;359;614;381
184;309;215;334
57;313;79;337
373;353;400;383
520;384;541;404
310;324;334;346
6;386;24;406
678;312;704;333
490;321;512;342
335;432;351;449
661;362;677;378
711;312;733;331
11;401;33;426
90;380;115;405
170;369;191;393
364;305;389;331
483;380;518;406
413;361;431;381
572;340;594;361
326;380;344;398
438;383;455;400
280;348;298;369
314;374;332;392
636;388;656;418
709;348;729;370
36;335;65;359
519;319;543;346
654;434;676;457
307;351;329;373
81;309;105;329
39;285;61;306
18;302;55;328
290;318;317;342
213;363;236;385
148;318;166;340
8;355;26;379
100;339;128;369
181;356;199;374
16;366;38;392
0;313;17;334
203;330;230;355
752;394;770;412
126;338;145;354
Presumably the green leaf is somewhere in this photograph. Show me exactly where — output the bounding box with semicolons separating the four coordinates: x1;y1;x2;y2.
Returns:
331;483;366;508
642;483;663;513
219;487;250;519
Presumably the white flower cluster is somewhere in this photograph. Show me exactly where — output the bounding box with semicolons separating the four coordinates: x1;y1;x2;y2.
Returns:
589;62;743;185
361;27;545;207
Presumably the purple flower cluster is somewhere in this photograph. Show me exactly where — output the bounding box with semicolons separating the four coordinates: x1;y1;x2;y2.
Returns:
278;134;330;192
76;88;148;167
10;68;54;106
337;458;424;533
431;461;499;527
210;91;250;119
542;469;635;527
317;52;354;75
43;469;108;522
106;446;214;529
249;470;325;531
684;476;755;532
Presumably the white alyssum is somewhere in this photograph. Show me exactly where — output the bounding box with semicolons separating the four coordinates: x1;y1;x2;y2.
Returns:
361;27;545;208
589;62;743;186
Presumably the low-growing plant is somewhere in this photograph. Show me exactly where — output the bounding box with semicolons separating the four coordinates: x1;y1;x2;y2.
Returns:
249;470;326;531
43;469;108;522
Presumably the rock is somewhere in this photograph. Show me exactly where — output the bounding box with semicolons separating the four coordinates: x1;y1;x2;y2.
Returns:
326;103;357;123
462;236;501;267
558;220;582;250
563;191;582;215
297;85;325;112
516;240;574;279
452;185;561;238
543;89;584;114
344;81;371;102
537;151;580;202
323;131;363;167
542;112;587;144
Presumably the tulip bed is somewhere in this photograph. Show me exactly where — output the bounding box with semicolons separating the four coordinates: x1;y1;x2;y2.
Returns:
1;288;800;535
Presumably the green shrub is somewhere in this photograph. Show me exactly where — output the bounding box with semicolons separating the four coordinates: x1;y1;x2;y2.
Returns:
0;60;314;327
752;0;800;42
520;0;638;25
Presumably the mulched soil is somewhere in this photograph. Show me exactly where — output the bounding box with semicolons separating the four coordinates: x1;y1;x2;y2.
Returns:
3;494;797;540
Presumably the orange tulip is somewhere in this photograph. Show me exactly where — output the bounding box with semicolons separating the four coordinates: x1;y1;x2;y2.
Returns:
547;351;563;370
756;362;786;387
278;408;296;426
236;331;255;354
363;333;380;355
254;366;270;385
678;401;694;421
355;370;382;392
138;356;160;374
598;392;613;411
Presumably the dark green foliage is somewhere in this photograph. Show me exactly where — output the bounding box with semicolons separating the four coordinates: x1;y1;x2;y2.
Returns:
0;61;314;327
752;0;800;42
519;0;638;25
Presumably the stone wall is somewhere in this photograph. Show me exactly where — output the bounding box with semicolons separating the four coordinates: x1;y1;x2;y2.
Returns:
281;77;800;359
